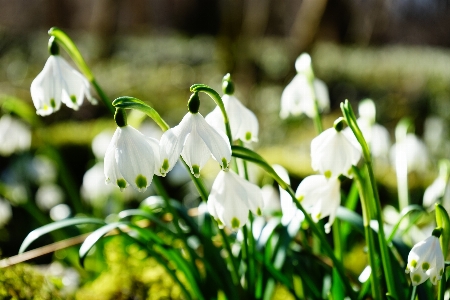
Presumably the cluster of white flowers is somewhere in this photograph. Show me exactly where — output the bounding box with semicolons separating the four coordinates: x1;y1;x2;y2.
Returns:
296;120;361;233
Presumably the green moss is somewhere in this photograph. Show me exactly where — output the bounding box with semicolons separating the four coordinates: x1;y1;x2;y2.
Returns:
76;237;184;300
0;263;68;300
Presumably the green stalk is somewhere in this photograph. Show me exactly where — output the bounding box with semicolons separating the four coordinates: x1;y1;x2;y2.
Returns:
341;100;397;299
48;27;115;114
231;145;355;297
352;166;382;300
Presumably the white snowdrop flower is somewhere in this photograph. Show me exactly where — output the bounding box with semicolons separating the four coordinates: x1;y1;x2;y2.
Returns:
390;134;430;174
30;45;94;116
92;130;114;159
82;162;114;203
207;170;264;230
31;155;57;184
345;119;391;159
405;231;445;286
280;53;329;119
295;175;341;233
358;99;376;124
423;177;447;208
280;75;330;119
35;183;64;211
205;94;259;143
0;115;31;156
0;198;12;227
159;93;231;178
50;204;71;221
104;122;160;192
311;125;361;178
261;185;281;215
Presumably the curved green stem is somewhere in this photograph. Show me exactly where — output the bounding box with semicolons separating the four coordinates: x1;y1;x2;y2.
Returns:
341;100;397;299
112;96;169;131
190;84;233;143
48;27;114;114
231;145;355;297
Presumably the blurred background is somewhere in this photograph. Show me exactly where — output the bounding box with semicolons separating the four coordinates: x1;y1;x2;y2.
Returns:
1;0;450;298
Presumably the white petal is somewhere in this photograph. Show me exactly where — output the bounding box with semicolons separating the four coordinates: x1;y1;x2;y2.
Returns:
104;128;127;189
313;78;330;114
208;171;250;229
192;113;231;170
147;137;162;175
115;126;156;192
159;114;192;176
230;171;264;215
205;106;225;134
181;131;211;178
295;175;329;207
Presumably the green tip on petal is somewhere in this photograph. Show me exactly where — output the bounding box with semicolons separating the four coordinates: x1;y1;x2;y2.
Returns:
297;195;304;202
315;212;321;220
440;269;444;276
160;159;169;176
50;98;56;108
411;260;417;268
422;262;430;271
221;158;229;171
135;174;147;191
412;274;421;284
70;95;77;104
117;179;127;191
256;207;262;216
324;170;332;179
192;165;200;178
231;217;240;229
245;132;252;141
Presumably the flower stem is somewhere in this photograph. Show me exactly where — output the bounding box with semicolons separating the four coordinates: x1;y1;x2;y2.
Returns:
352;166;382;300
341;100;397;299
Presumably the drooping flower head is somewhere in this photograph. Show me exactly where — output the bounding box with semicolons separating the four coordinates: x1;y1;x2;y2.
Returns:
30;37;95;116
104;109;160;192
405;228;445;286
311;119;361;178
207;169;264;230
206;74;259;143
295;175;341;233
280;53;330;119
159;92;232;178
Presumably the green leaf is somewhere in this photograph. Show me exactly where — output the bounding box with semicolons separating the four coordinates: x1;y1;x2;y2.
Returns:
19;218;106;254
436;203;450;258
112;96;169;131
79;222;129;267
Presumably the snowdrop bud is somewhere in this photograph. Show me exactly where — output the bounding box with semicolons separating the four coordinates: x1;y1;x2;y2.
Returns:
36;183;64;211
390;134;429;174
104;125;160;192
295;175;341;233
207;170;264;230
311;127;361;178
405;229;445;286
159;112;231;177
358;99;376;124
